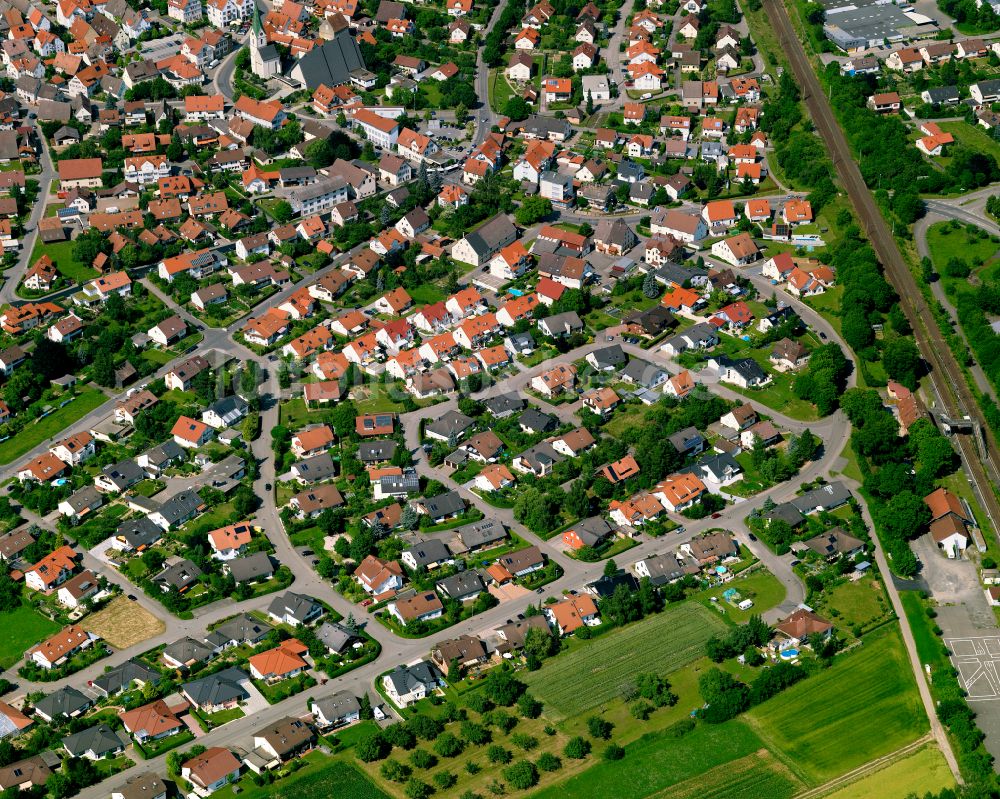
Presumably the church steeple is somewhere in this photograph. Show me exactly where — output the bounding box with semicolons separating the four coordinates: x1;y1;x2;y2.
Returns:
252;2;266;49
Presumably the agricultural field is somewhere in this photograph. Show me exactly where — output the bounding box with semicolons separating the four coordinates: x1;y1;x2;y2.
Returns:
85;597;166;649
746;627;927;785
212;755;390;799
0;605;61;669
820;745;953;799
523;603;727;719
660;749;805;799
530;720;768;799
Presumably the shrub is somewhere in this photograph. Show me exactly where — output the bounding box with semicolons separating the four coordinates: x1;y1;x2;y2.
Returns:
486;710;517;733
433;771;457;790
517;694;542;719
404;778;433;799
356;732;390;762
510;733;538;751
461;721;492;746
379;759;411;782
603;743;625;761
563;736;591;759
503;760;539;790
465;761;481;775
467;692;495;714
536;752;562;772
409;749;436;769
630;701;653;720
487;744;512;764
587;716;613;740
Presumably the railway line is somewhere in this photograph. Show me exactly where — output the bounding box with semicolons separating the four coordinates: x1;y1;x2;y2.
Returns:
760;0;1000;541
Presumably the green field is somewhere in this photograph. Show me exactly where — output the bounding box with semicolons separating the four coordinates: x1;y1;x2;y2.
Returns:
818;579;890;632
523;603;727;719
925;220;999;279
821;745;953;799
657;749;805;799
939;121;1000;165
0;390;107;464
747;627;927;784
214;758;389;799
0;605;62;668
530;721;769;799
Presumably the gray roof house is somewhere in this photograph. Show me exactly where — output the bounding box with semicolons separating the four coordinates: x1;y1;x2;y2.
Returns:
512;441;565;476
148;489;205;530
291;452;337;483
267;592;324;626
425;410;475;442
401;538;454;571
96;458;145;492
538;311;584;338
382;661;443;708
414;490;465;522
454;519;507;552
205;613;272;650
358;440;398;463
586;345;627;372
33;687;92;723
763;502;806;528
310;691;361;729
518;408;557;434
483;393;526;418
202;395;249;429
137;440;184;475
452;214;518;266
315;622;358;654
163;637;216;669
115;517;163;551
62;724;126;760
181;667;251;711
667;426;705;455
619;358;668;388
567;516;614;547
436;570;486;601
226;552;275;584
152;558;202;593
91;659;161;699
790;482;852;515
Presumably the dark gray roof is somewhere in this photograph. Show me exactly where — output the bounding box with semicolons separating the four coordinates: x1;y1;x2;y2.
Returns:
620;358;666;387
418;490;465;519
210;613;272;646
425;410;474;440
585;570;639;598
763;502;805;527
153;558;202;591
384;661;440;695
100;458;145;491
226;552;274;583
380;472;420;494
141;440;184;468
267;591;322;623
436;570;485;598
182;667;250;707
518;407;557;433
569;516;613;547
164;636;215;665
461;214;517;258
292;452;337;482
516;441;565;472
358;440;398;463
456;519;507;549
521;115;571;138
205;394;249;421
540;311;583;336
315;621;356;653
62;485;103;514
290;29;366;90
34;687;91;719
311;690;361;722
116;517;162;550
483;393;526;417
790;482;852;515
154;489;203;526
62;724;124;758
92;659;161;697
403;537;452;568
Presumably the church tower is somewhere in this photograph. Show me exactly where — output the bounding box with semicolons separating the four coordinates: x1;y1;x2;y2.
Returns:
250;2;281;79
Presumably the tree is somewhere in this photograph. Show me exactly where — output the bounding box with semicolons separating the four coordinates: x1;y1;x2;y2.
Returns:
503;95;530;121
404;778;433;799
407;714;443;741
433;732;464;758
587;716;613;740
484;665;525;706
536;752;561;772
503;761;539;790
454;102;468;124
304;138;336;168
515;196;553;225
356;732;390;761
0;572;21;613
447;657;462;683
883;336;922;391
380;759;411;782
270;201;293;224
563;736;591;759
698;668;749;723
586;89;594;115
92;349;116;387
603;743;625;761
642;271;660;299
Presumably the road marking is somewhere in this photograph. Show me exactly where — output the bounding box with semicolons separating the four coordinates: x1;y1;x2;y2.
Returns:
946;637;1000;700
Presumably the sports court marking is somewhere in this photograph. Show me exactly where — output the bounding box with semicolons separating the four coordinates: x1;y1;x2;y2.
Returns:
945;637;1000;701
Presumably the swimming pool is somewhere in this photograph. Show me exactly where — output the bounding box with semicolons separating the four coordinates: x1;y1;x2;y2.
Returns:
779;648;799;660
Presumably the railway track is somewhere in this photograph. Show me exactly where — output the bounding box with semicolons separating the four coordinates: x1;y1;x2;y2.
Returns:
760;0;1000;540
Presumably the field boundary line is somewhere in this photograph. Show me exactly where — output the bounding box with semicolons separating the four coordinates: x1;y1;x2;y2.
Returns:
792;735;934;799
742;715;813;786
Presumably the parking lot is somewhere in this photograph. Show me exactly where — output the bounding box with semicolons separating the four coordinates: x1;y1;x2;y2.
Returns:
947;636;1000;701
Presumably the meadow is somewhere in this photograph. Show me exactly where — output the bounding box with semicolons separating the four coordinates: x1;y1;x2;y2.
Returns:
523;602;727;719
0;605;61;668
821;745;953;799
746;627;927;784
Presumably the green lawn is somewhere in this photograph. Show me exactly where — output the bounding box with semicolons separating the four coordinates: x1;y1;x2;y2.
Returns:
531;720;774;799
925;220;999;278
747;627;928;785
0;605;62;669
0;390;107;464
939;121;1000;165
695;569;787;624
818;579;890;633
898;590;949;672
212;755;389;799
405;284;447;305
29;238;97;284
523;602;727;719
823;744;953;799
